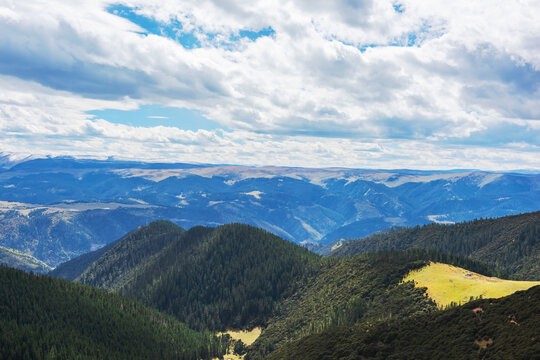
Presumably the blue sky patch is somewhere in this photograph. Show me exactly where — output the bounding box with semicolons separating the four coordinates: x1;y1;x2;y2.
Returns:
108;4;274;48
393;3;405;13
88;105;228;131
107;4;200;48
237;27;275;41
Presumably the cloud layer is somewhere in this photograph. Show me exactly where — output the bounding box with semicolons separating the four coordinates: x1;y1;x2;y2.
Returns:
0;0;539;170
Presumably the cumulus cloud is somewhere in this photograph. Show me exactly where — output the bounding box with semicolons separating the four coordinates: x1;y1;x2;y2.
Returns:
0;0;539;170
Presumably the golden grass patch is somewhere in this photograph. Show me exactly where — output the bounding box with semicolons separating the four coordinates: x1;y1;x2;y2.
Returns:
221;327;262;346
403;262;540;308
215;327;262;360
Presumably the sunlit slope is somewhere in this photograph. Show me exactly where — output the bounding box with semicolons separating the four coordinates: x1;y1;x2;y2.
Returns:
216;328;262;360
404;262;540;307
0;246;52;273
223;328;262;346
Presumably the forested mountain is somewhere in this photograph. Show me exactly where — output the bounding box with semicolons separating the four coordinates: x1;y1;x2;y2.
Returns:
58;222;320;331
0;246;52;273
74;220;185;290
245;249;502;360
49;236;121;281
332;211;540;280
2;156;540;271
54;219;527;359
267;285;540;360
50;221;185;282
0;266;228;360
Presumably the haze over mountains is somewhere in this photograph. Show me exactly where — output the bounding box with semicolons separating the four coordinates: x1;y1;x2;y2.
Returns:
1;156;539;267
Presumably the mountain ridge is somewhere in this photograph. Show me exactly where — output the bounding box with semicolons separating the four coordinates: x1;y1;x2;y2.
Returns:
2;157;539;268
332;211;540;280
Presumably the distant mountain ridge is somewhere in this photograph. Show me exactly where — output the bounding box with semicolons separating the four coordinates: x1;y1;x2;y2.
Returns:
332;211;540;280
0;246;52;273
1;156;540;267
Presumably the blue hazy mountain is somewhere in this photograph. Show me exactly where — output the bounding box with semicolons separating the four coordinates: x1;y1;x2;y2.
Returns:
0;156;539;267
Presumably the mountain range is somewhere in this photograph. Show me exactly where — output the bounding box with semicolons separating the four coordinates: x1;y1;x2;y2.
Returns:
48;214;540;359
1;156;539;267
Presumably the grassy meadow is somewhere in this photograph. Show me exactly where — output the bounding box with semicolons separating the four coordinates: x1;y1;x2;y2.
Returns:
403;262;540;307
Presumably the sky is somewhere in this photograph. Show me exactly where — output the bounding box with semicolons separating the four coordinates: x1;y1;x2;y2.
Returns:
0;0;539;170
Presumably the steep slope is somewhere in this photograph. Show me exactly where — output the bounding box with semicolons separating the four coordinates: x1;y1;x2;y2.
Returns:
71;222;321;331
75;220;185;290
50;220;184;282
332;211;540;280
246;251;437;359
0;246;52;273
49;237;120;280
0;265;227;360
246;249;505;359
267;285;540;360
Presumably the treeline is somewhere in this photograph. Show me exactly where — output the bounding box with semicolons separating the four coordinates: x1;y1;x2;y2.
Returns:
0;265;228;360
333;211;540;279
267;285;540;359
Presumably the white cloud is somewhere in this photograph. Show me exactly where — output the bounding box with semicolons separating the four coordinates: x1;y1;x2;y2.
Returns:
0;0;539;170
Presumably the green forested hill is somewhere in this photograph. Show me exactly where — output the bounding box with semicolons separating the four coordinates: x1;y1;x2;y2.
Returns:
50;220;185;282
0;265;227;360
332;211;540;280
49;238;117;281
0;246;52;273
49;216;539;359
76;220;185;290
245;249;499;360
68;222;320;331
267;285;540;360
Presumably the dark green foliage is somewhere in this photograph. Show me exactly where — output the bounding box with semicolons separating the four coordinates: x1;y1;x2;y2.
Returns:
246;251;444;359
333;211;540;280
49;238;118;280
62;220;515;359
233;340;247;356
267;285;540;360
0;265;228;360
76;222;320;331
76;220;185;290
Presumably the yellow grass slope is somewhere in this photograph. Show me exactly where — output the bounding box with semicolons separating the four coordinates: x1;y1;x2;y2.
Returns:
403;262;540;308
216;328;262;360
